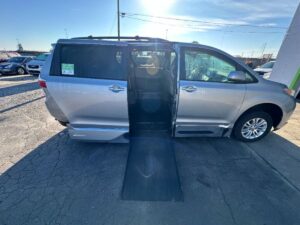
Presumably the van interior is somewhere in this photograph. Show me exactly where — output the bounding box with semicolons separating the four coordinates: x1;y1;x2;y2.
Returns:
127;47;177;134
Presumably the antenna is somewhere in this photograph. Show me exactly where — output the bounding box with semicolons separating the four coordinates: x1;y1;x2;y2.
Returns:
117;0;120;41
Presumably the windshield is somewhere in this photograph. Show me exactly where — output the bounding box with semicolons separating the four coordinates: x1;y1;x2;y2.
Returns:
35;53;49;61
8;57;25;63
261;61;274;69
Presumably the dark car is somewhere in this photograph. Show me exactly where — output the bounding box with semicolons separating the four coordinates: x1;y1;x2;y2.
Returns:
0;58;8;63
0;56;33;75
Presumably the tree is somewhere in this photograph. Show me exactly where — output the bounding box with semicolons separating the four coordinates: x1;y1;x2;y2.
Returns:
17;43;23;51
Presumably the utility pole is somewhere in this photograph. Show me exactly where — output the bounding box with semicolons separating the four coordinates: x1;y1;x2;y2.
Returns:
260;42;267;58
64;28;69;39
260;42;267;64
117;0;120;40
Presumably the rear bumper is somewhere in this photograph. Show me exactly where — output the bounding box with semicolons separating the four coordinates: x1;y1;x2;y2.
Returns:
27;67;41;75
44;89;69;122
28;70;41;75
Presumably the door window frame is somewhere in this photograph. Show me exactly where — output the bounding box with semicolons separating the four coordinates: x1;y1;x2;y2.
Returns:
180;46;258;84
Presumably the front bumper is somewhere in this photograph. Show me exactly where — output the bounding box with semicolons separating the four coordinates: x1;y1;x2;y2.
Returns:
27;66;42;75
28;69;41;75
276;97;297;129
0;68;15;75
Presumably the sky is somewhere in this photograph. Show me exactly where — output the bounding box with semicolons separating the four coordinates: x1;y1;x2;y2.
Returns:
1;0;299;57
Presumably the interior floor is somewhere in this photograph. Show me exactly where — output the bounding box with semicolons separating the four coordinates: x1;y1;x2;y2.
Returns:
130;98;171;132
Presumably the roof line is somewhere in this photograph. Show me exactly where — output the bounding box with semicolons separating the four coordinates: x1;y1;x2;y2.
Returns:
72;36;169;42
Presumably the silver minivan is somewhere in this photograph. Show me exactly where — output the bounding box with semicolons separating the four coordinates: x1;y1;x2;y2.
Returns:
39;36;296;142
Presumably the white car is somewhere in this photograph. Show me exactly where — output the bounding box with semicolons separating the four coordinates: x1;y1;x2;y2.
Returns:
26;53;50;76
254;61;275;76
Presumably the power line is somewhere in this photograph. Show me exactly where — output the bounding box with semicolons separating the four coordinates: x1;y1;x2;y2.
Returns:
123;15;286;34
109;14;117;35
122;12;288;29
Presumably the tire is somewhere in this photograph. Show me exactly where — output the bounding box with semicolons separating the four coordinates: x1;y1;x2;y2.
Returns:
58;120;67;127
17;67;25;75
233;111;273;142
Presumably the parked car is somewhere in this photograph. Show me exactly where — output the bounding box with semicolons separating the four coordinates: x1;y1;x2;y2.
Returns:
39;37;296;142
0;58;8;63
254;61;275;76
26;53;50;76
0;51;20;63
0;56;33;75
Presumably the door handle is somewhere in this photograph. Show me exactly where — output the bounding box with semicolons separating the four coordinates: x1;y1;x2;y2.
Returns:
109;85;125;93
182;86;197;92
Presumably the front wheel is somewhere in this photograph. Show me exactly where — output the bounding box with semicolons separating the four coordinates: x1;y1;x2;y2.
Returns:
233;111;273;142
17;67;25;75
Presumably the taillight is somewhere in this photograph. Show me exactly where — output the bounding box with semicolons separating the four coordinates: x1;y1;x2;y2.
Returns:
38;79;47;88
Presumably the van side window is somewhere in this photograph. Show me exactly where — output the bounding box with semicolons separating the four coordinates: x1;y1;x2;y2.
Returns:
184;50;238;83
60;45;126;80
244;72;254;82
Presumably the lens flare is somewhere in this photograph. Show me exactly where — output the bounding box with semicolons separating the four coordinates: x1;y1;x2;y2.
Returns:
142;0;175;15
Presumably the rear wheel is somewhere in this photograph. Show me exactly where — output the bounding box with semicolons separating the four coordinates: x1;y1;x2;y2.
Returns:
17;67;25;75
233;111;273;142
58;120;67;127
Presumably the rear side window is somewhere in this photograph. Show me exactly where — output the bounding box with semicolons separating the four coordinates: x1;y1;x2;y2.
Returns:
52;44;126;80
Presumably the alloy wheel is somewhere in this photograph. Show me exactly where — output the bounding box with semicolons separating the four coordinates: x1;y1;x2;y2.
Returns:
18;68;25;75
241;118;268;140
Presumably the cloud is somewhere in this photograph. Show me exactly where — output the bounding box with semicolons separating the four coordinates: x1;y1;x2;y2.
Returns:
258;23;278;27
204;0;299;21
130;14;251;36
132;0;299;38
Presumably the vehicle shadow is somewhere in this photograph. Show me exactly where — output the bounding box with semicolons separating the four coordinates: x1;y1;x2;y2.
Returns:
0;75;36;82
244;132;300;188
0;81;40;97
0;96;45;114
251;132;300;152
0;130;129;224
1;131;300;225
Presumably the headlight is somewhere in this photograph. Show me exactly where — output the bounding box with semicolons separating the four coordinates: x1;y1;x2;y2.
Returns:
4;64;13;69
283;88;295;97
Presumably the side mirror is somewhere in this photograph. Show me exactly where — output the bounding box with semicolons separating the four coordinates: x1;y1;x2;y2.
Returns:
228;71;246;82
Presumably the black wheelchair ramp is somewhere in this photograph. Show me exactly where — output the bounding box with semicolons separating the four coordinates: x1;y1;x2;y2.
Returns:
121;130;183;201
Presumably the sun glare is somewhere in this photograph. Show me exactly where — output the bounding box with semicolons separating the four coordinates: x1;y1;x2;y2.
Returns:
142;0;175;15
